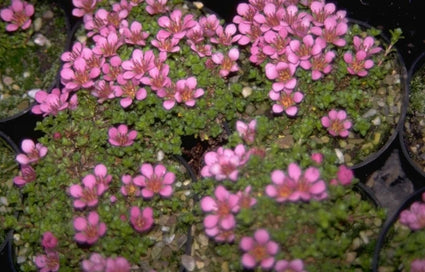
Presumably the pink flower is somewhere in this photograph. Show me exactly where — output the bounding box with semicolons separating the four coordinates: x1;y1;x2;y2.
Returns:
129;206;154;232
310;1;336;26
114;78;147;108
200;185;240;235
83;8;109;37
151;31;180;53
265;62;297;91
133;163;175;198
353;36;382;56
411;259;425;272
105;256;131;272
266;163;327;202
321;109;352;137
16;139;47;165
275;259;307;272
141;65;171;92
237;185;257;209
61;42;91;68
400;202;425;231
174;76;204;107
236;119;257;144
13;164;36;186
69;175;101;209
41;232;58;250
211;48;240;77
82;253;106;272
108;124;137;146
60;58;100;92
145;0;168;15
262;28;289;59
31;88;70;116
269;89;304;116
344;51;374;77
201;144;249;181
199;14;220;37
73;211;107;245
34;251;60;272
157;9;196;40
121;49;155;80
239;229;279;269
210;24;240;46
120;20;149;46
336;165;354;186
254;3;285;32
102;55;123;82
72;0;98;17
310;50;335;80
0;0;34;31
288;34;326;69
85;164;112;194
92;31;123;57
91;80;117;103
120;174;141;197
311;17;347;47
311;152;324;164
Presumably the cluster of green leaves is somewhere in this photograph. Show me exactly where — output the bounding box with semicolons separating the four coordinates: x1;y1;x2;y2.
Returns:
0;0;68;119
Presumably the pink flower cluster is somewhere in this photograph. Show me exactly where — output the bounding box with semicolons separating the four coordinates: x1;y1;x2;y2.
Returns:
344;35;382;77
13;139;47;186
232;0;351;114
266;162;328;202
53;0;246;118
82;253;132;272
31;88;78;116
34;232;60;272
201;144;250;181
200;185;256;242
121;163;175;199
239;229;307;271
66;162;173;254
69;164;112;209
0;0;34;31
399;193;425;231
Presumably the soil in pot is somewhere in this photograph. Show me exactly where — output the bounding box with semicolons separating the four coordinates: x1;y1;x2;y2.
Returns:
402;52;425;175
0;0;69;120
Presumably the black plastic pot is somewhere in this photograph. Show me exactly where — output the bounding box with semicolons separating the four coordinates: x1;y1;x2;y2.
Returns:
399;51;425;188
347;19;408;183
372;185;425;271
0;130;19;272
0;0;79;147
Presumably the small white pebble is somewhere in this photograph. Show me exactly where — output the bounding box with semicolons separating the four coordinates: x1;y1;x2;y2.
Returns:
0;197;8;206
27;89;41;99
34;34;50;47
242;86;252;98
193;1;204;9
157;150;164;161
335;148;345;164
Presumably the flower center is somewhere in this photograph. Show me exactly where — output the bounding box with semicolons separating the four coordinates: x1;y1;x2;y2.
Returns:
146;175;162;193
277;184;292;198
13;11;28;27
330;120;344;134
277;68;292;83
126;183;138;196
216;201;231;217
279;93;294;108
249;244;268;262
82;188;98;203
121;81;137;98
